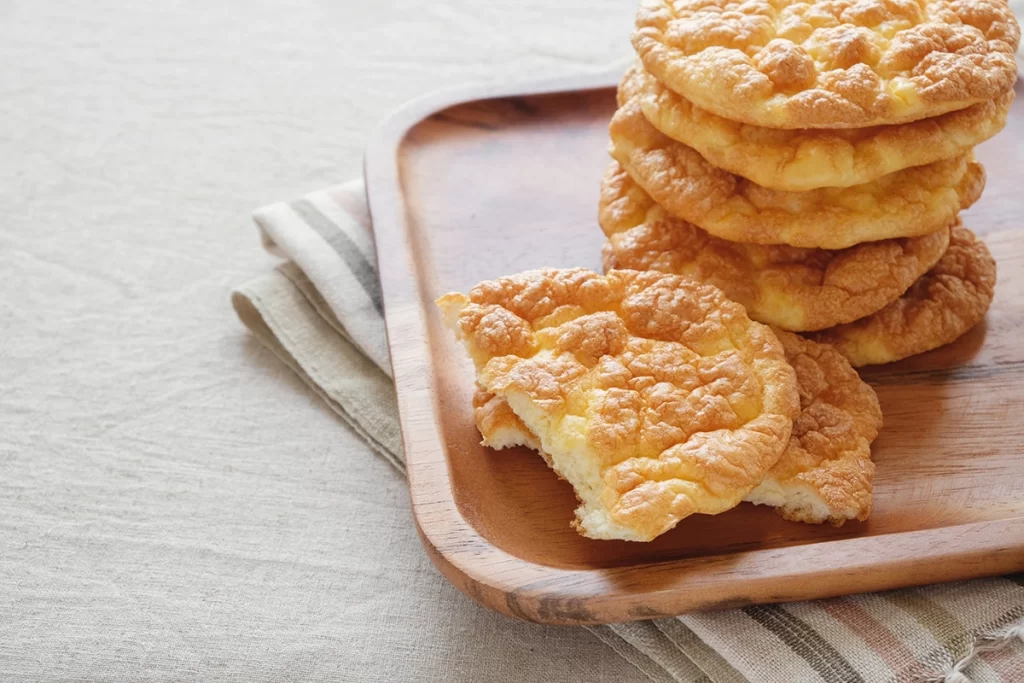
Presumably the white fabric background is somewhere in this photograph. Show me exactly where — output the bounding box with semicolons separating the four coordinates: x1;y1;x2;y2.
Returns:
0;1;647;681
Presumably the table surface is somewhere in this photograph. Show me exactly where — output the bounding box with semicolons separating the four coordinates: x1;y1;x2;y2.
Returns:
0;2;646;681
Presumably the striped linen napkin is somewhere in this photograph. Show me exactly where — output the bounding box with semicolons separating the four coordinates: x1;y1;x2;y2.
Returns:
232;180;1024;683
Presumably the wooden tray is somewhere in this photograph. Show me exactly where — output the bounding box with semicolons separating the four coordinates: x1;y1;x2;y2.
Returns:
364;74;1024;625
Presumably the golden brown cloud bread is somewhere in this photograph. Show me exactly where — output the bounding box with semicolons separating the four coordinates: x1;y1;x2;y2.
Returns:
474;331;880;525
599;162;951;332
812;223;996;366
746;331;881;525
609;99;985;249
620;64;1012;191
632;0;1020;129
437;268;799;542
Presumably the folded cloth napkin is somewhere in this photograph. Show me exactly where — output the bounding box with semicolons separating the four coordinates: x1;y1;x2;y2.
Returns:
232;180;1024;683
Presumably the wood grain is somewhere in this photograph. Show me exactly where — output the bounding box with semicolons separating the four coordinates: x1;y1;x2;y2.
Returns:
364;74;1024;625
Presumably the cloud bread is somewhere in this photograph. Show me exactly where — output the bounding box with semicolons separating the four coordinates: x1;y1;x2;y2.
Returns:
609;98;985;249
599;161;952;331
632;0;1020;129
619;63;1013;191
437;268;799;542
745;331;881;525
472;330;881;526
811;222;995;366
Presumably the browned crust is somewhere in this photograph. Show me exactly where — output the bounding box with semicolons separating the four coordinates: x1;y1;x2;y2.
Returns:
620;63;1013;191
599;161;952;332
609;98;984;249
811;224;997;366
633;0;1020;129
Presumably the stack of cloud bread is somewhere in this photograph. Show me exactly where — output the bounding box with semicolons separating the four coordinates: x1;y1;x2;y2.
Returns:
436;0;1020;543
603;0;1019;368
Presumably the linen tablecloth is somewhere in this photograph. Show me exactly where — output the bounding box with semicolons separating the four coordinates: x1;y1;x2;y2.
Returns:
2;1;647;680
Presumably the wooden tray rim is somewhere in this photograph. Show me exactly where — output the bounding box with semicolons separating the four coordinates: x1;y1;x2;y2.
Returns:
363;73;1024;625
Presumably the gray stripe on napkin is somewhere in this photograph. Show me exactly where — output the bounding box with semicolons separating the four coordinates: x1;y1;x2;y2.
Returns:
743;606;862;683
290;198;384;314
